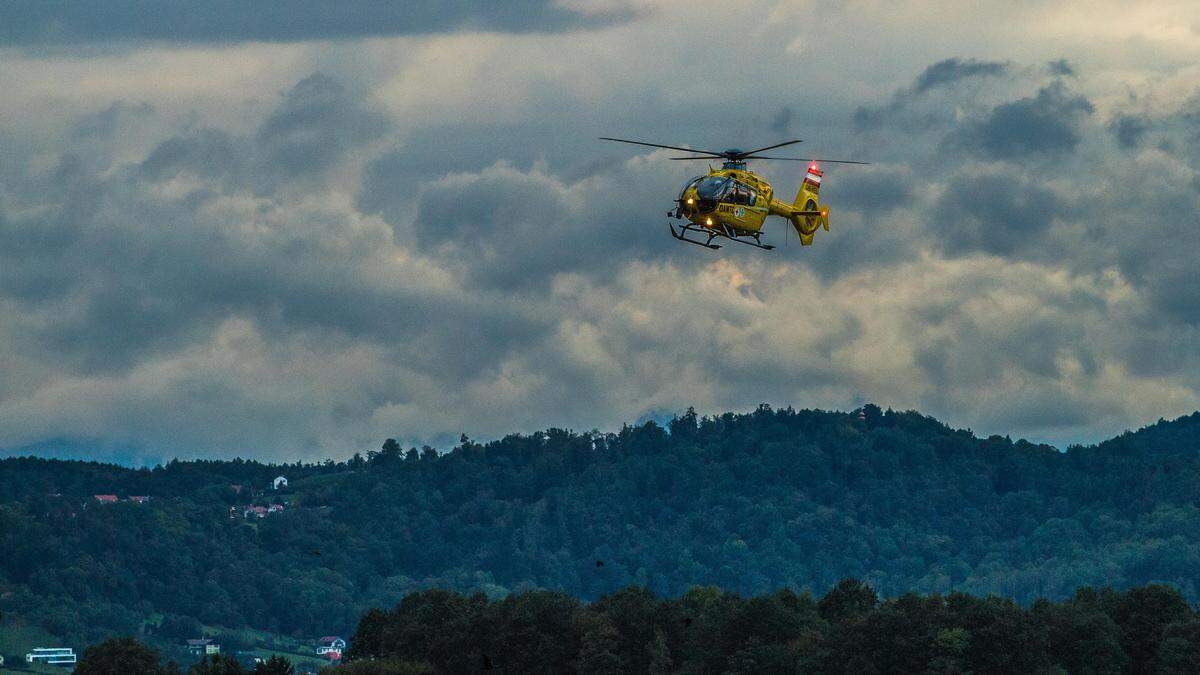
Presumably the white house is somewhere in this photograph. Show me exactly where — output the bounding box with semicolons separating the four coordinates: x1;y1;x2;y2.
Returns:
273;475;288;490
186;638;220;655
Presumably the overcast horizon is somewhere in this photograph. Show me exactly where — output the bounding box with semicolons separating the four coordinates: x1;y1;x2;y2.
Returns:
2;0;1199;463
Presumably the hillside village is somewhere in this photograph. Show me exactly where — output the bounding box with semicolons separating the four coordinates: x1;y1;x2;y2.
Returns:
79;475;296;521
4;473;353;671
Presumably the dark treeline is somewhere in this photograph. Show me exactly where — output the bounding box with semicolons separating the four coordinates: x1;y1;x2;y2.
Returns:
3;406;1200;649
72;637;296;675
330;581;1200;673
71;582;1200;674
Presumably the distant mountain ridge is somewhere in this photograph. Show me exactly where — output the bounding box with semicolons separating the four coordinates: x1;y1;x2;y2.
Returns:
0;436;161;467
1;405;1199;652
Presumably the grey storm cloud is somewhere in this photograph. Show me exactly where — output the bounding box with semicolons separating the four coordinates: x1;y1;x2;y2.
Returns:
830;164;916;215
255;73;389;184
3;28;1200;460
954;81;1094;160
0;73;549;379
1048;59;1076;78
139;128;245;183
855;58;1009;130
407;158;691;290
771;107;794;135
1111;115;1149;149
913;58;1009;95
932;169;1066;257
0;1;628;47
71;101;154;140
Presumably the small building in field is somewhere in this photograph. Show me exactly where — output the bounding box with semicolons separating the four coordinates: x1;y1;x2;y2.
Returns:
26;648;76;665
93;494;118;504
128;495;150;504
273;475;288;490
268;503;285;514
244;506;268;519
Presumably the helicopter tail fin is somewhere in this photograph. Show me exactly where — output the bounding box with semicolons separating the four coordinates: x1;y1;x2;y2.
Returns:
797;164;822;199
790;166;829;245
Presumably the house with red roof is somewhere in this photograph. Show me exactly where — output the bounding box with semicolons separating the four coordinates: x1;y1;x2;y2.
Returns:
93;494;118;504
317;636;346;657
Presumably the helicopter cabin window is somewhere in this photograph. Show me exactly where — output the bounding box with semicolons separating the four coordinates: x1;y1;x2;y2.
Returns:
729;182;757;206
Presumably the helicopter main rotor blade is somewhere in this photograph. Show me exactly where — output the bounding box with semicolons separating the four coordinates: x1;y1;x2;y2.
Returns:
737;139;803;156
740;156;872;164
600;137;725;157
668;156;720;160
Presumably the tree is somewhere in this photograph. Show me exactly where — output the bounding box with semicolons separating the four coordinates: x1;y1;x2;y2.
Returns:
189;654;246;675
818;579;878;625
157;614;204;640
576;615;622;675
646;629;673;675
1157;619;1200;675
1110;584;1193;675
1034;599;1127;674
252;655;295;675
319;660;432;674
75;637;175;675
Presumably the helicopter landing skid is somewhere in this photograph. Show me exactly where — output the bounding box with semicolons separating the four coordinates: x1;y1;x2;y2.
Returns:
723;231;775;251
669;222;776;251
669;222;722;250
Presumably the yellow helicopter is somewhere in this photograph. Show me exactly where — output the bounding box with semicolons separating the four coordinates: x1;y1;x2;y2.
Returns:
601;137;867;250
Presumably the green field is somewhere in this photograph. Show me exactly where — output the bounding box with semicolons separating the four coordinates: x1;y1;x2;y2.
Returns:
0;617;335;674
0;622;72;674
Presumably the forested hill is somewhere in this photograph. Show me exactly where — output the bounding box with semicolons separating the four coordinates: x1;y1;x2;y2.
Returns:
3;406;1200;649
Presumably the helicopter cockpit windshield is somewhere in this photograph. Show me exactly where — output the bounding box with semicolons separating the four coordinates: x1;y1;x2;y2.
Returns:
678;176;703;200
695;176;733;202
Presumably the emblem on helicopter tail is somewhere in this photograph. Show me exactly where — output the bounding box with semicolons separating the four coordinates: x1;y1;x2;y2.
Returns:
734;207;745;218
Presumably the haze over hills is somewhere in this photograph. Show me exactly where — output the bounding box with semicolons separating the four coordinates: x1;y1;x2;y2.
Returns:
2;405;1200;657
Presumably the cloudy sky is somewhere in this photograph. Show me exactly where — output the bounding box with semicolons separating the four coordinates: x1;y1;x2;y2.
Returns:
2;0;1199;462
